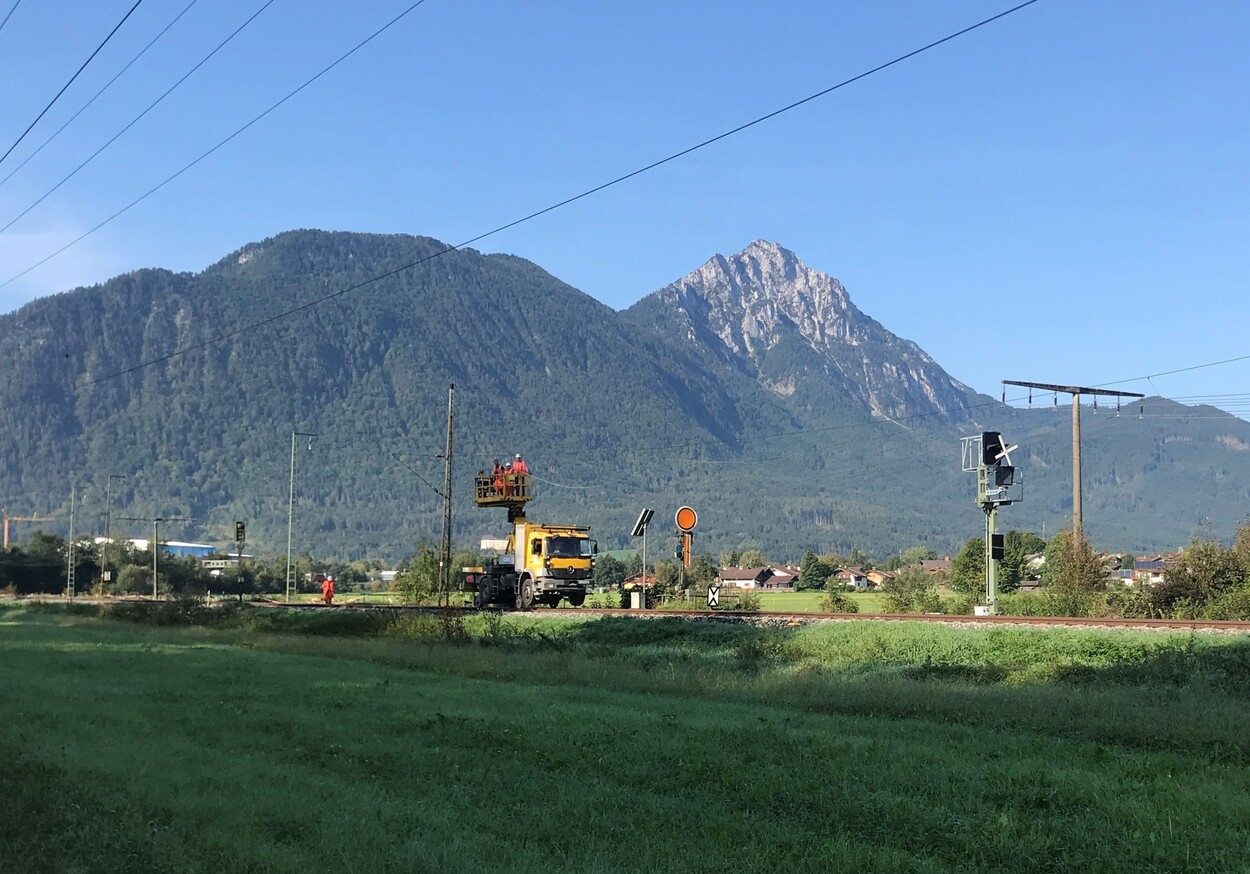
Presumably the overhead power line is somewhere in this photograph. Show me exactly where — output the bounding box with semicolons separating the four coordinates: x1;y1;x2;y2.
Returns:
0;0;272;234
1095;354;1250;389
0;0;22;36
51;0;1039;383
0;0;201;191
1;0;429;288
0;0;144;168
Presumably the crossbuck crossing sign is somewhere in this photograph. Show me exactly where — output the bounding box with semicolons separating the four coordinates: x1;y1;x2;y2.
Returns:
707;585;719;608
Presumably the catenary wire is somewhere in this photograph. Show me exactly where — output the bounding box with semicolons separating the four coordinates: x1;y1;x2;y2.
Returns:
0;0;144;168
389;452;444;499
0;0;21;36
1;0;429;288
48;0;1040;382
1094;355;1250;390
0;0;201;191
0;0;273;234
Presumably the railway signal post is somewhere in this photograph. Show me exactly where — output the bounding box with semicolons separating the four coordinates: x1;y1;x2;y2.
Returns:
962;432;1023;616
675;506;697;597
631;509;654;610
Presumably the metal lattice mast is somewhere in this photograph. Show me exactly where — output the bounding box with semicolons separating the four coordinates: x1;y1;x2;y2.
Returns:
103;475;124;592
1002;381;1144;537
285;431;316;601
66;485;76;597
438;384;455;607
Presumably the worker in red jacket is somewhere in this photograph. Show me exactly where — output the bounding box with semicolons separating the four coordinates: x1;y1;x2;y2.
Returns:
321;576;335;606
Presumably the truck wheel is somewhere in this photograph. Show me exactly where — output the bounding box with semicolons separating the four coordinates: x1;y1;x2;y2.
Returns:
519;579;535;609
567;592;586;608
477;579;491;609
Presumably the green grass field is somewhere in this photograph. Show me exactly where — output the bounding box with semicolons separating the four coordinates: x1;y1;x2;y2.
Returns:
3;604;1250;872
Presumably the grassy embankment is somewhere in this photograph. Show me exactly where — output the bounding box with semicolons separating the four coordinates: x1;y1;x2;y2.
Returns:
757;589;888;612
3;603;1249;872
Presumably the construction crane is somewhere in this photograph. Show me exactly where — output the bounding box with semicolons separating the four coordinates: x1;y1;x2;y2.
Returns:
3;513;54;548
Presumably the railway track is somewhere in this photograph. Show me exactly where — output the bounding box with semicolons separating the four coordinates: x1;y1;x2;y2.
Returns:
258;600;1250;633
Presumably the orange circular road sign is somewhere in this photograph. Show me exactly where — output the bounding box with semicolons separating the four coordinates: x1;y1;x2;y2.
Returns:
675;506;698;532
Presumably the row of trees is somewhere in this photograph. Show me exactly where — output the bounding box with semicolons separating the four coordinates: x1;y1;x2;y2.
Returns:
891;525;1250;620
0;533;394;597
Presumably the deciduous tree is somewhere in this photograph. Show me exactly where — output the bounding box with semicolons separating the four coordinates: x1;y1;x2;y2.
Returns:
393;543;437;603
1041;531;1104;593
739;549;767;568
949;537;984;596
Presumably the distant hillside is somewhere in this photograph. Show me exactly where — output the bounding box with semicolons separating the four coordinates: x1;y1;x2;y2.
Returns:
1;230;1248;560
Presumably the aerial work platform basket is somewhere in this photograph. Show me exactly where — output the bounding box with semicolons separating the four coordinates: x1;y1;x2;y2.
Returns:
474;472;534;508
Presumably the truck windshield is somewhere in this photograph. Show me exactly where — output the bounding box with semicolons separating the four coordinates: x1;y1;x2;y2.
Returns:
547;536;591;558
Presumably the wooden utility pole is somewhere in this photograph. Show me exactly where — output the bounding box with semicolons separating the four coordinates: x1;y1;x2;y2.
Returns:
1002;380;1143;537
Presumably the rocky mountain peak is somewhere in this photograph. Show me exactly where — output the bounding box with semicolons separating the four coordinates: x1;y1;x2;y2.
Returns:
642;241;977;421
672;241;861;359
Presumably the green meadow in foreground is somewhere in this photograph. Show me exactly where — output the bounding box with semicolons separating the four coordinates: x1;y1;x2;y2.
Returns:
2;603;1249;873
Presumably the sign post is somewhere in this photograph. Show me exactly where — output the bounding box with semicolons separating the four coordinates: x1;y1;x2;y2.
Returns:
675;506;697;596
235;520;246;604
630;509;654;609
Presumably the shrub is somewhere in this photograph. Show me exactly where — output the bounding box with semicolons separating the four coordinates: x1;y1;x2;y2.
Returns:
382;613;440;639
1103;589;1151;619
1149;539;1248;618
105;594;216;626
735;631;791;673
1041;587;1105;618
437;607;467;641
1202;586;1250;621
479;610;506;642
819;589;859;613
944;594;975;615
880;567;941;614
734;589;762;612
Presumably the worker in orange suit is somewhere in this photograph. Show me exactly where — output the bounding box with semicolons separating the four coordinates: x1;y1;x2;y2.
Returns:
491;458;504;496
321;576;335;606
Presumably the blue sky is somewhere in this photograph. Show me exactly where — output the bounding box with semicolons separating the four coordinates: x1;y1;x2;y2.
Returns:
0;1;1247;414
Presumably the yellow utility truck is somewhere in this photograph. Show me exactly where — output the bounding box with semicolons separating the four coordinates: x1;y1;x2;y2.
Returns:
462;469;596;608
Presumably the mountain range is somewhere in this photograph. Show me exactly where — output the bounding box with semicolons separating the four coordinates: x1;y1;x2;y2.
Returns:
2;230;1247;561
